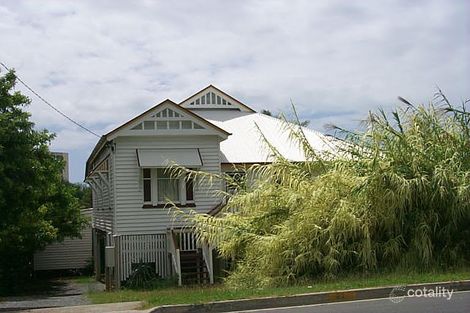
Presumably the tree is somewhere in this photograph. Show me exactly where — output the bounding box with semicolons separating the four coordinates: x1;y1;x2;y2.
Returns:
183;92;470;288
260;109;273;116
68;182;92;209
0;70;86;294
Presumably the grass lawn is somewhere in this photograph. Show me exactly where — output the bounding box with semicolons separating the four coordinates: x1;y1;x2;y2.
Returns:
88;268;470;309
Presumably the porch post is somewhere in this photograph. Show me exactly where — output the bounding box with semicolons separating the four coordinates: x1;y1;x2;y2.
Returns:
176;249;182;286
92;229;101;280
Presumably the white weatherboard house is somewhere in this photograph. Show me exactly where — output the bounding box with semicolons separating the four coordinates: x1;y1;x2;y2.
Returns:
85;86;333;288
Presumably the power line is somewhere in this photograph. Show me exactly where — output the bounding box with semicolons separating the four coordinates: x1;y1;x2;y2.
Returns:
0;62;101;138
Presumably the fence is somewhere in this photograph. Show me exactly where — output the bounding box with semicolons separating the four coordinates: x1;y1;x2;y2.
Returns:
117;233;168;282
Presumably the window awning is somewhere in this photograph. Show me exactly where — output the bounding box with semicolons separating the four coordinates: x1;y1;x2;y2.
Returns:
136;149;203;168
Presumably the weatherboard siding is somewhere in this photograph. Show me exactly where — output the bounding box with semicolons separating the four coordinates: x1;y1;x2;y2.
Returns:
34;209;92;271
114;136;222;235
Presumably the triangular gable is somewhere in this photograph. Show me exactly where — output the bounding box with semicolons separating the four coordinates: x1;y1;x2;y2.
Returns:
106;100;230;140
180;85;256;113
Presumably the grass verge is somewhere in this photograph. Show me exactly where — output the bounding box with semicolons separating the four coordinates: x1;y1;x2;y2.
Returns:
88;268;470;309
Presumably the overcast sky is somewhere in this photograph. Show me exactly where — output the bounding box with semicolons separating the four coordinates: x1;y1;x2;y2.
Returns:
1;0;469;182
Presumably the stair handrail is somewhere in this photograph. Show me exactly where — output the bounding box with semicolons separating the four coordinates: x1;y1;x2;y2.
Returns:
201;242;214;284
167;229;182;286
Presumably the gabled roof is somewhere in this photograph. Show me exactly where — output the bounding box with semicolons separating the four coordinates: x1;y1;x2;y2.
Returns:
105;99;230;139
86;99;231;177
180;85;256;113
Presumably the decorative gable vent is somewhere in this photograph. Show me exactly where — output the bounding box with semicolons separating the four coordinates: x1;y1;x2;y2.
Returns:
180;86;255;112
188;91;233;107
131;120;206;130
130;106;206;131
151;108;182;118
93;159;109;173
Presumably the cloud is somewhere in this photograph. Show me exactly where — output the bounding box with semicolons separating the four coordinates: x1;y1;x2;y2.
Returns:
1;0;469;182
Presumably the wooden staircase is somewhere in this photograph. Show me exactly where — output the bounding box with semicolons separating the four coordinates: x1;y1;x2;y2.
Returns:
179;249;209;285
167;228;214;286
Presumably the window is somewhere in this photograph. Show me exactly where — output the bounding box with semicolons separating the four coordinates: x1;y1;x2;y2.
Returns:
144;121;155;130
142;168;195;206
156;121;168;129
132;119;206;131
186;176;194;201
143;169;152;202
181;121;192;129
156;169;179;202
169;121;179;129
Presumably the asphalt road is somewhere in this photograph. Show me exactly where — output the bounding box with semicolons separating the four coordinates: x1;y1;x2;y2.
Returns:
232;290;470;313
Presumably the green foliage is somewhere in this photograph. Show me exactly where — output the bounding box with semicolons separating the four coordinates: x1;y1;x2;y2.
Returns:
182;92;470;287
68;182;92;209
0;70;86;294
124;262;158;289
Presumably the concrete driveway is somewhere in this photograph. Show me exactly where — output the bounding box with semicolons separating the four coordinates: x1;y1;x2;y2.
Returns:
0;278;104;312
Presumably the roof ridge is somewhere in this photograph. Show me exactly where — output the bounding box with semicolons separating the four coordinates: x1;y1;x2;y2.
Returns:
255;112;326;138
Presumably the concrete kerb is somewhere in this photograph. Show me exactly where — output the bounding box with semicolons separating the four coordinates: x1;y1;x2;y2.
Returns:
149;280;470;313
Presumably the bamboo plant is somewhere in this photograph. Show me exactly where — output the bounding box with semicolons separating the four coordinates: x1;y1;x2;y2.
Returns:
170;91;470;287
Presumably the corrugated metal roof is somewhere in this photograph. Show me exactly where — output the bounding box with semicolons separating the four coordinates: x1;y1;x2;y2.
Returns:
194;110;336;163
